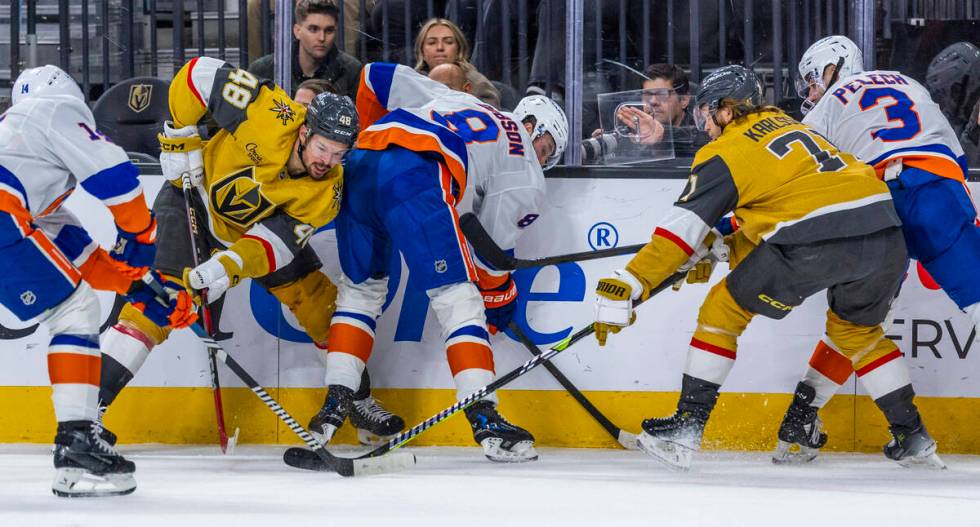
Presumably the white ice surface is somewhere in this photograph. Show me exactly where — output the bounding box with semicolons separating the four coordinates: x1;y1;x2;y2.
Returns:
2;444;980;527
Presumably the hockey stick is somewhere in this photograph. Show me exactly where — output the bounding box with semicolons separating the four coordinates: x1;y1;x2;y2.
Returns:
508;323;639;450
140;274;416;477
459;212;645;270
282;270;686;471
180;175;238;454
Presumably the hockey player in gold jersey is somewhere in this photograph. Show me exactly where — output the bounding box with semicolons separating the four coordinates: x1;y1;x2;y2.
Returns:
592;65;940;470
93;57;377;442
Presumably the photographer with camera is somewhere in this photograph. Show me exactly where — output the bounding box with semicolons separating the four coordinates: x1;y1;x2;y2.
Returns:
584;63;709;163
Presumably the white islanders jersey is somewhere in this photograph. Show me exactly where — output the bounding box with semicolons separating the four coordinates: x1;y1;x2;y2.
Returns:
356;62;545;272
803;70;966;181
0;95;141;221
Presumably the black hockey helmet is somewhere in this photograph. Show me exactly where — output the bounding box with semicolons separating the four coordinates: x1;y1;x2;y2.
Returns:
926;42;980;127
693;65;763;131
305;91;359;147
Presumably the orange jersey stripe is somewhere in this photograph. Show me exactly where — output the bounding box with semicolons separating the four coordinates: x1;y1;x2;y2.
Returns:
874;155;965;183
47;352;101;385
29;229;82;284
357;127;468;196
107;196;153;235
356;68;391;130
446;341;495;376
326;323;375;363
0;190;31;224
808;340;853;384
37;188;74;218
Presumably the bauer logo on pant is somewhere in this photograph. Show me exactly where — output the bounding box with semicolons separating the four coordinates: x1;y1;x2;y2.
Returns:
127;84;153;113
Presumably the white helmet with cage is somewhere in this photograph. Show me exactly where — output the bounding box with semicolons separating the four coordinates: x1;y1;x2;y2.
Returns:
513;95;568;171
11;65;85;105
797;35;864;114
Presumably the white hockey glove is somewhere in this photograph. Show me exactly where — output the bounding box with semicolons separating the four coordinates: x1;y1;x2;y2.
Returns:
182;255;231;304
158;121;204;187
673;231;730;291
593;269;643;347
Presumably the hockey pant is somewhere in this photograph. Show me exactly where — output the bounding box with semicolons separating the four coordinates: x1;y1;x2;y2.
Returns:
99;183;337;407
0;207;105;423
681;228;919;427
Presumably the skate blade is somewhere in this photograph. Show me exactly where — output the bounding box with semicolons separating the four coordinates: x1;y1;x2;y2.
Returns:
481;438;539;463
772;440;819;465
357;428;400;447
896;450;947;470
637;432;693;471
617;430;641;451
52;468;136;498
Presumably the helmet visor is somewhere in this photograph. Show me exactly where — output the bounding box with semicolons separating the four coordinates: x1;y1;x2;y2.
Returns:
693;104;711;132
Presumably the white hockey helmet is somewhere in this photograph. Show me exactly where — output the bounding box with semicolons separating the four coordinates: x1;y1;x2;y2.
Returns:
11;65;84;106
513;95;568;171
797;35;864;114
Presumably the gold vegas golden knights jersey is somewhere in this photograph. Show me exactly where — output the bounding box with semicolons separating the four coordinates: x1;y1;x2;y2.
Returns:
627;109;901;295
168;57;343;279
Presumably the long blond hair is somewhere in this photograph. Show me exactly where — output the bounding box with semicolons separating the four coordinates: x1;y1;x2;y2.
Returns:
414;18;471;72
718;98;783;125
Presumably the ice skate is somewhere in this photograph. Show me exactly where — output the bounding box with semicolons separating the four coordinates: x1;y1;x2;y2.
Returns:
350;395;405;446
51;420;136;498
465;401;538;463
308;385;353;445
884;423;946;469
637;410;707;471
96;404;118;447
772;383;827;465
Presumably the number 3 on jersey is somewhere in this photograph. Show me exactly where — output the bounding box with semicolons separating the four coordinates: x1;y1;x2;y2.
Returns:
431;109;500;144
859;87;922;142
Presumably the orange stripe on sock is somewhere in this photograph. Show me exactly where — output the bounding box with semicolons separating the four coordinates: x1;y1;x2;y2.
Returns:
446;341;495;376
326;323;374;363
47;353;101;385
809;340;854;384
690;337;736;360
856;348;903;377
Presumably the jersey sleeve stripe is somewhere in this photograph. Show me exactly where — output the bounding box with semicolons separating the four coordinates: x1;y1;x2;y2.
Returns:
78;162;141;201
356;63;394;129
185;57;206;107
240;233;278;273
653;226;695;256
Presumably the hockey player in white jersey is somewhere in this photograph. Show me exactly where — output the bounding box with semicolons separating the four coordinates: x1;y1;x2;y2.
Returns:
310;62;567;462
0;66;197;496
774;35;966;467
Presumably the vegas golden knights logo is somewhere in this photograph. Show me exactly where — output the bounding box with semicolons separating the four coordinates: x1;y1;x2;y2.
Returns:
210;167;275;228
127;84;153;113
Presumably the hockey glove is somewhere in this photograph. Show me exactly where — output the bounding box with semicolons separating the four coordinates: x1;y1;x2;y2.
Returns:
182;251;237;304
158;121;204;187
672;230;730;291
126;271;198;329
480;274;518;334
594;270;642;346
109;215;157;279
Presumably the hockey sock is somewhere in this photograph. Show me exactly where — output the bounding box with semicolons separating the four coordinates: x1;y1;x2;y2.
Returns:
99;324;155;407
48;334;101;422
873;384;922;431
353;368;371;400
676;374;720;419
801;339;851;408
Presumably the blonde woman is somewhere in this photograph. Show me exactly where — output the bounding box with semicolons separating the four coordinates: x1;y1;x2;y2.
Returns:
414;18;501;108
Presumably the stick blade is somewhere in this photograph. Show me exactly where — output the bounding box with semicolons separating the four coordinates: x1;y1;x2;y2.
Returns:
617;430;640;451
283;447;416;477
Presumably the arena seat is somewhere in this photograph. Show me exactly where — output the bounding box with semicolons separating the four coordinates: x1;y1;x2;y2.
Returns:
93;77;171;158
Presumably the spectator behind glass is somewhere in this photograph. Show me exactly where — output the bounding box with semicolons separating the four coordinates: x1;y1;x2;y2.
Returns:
428;63;474;95
414;18;501;108
294;78;339;106
926;41;980;167
587;63;709;162
249;0;362;99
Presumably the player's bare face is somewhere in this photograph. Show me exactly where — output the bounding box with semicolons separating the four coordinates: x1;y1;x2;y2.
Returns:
302;135;347;180
696;105;725;140
294;14;337;60
806;65;837;104
525;122;556;168
422;25;460;69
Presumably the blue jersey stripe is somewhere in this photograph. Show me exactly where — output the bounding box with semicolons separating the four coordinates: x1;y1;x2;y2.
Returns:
50;334;100;349
79;162;140;201
0;164;30;209
447;325;489;342
334;310;377;331
374;109;469;171
868;143;962;168
52;224;94;262
368;62;398;109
